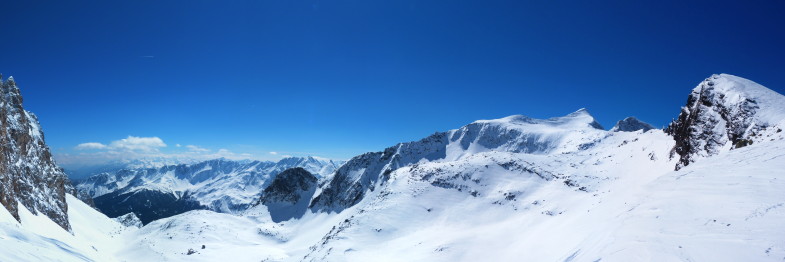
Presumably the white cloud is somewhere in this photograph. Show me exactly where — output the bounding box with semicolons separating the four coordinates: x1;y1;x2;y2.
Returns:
59;136;285;169
75;137;166;152
216;149;231;154
109;136;167;152
186;145;209;152
75;142;108;150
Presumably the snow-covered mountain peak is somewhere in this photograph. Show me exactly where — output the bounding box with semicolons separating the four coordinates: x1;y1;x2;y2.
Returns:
611;117;656;132
452;109;607;158
566;107;591;116
476;108;603;130
702;73;785;124
122;157;200;169
666;73;785;169
277;156;322;166
311;109;611;213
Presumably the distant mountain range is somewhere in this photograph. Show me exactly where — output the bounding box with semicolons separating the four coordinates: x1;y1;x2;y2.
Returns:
62;157;203;181
75;156;343;224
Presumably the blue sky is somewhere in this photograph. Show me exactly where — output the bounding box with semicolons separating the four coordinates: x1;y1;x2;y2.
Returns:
2;0;784;165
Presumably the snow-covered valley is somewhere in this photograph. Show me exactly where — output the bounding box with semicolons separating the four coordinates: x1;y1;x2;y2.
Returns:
1;74;784;261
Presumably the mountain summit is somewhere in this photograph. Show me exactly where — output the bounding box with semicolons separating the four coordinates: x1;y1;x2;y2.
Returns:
611;117;656;132
666;74;785;169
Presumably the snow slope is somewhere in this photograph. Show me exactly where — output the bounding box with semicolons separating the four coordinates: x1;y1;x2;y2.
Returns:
0;194;133;261
301;105;785;261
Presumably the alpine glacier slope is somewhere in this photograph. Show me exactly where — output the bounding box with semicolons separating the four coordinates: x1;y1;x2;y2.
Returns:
0;73;783;262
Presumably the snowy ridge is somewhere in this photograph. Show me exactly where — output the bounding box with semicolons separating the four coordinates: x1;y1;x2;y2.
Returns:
310;108;607;212
63;156;201;181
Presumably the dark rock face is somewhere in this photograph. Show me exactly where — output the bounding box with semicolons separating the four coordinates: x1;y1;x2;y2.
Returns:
0;76;76;231
665;75;761;170
258;167;318;222
611;117;656;132
94;189;205;225
261;167;317;204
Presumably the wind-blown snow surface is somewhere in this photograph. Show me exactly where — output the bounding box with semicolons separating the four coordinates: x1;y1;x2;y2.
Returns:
0;194;131;261
1;73;784;261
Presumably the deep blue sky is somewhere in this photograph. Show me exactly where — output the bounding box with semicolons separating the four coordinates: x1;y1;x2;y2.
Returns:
2;0;784;163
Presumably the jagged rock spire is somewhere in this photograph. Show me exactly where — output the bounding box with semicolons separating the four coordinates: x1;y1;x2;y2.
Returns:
0;76;75;231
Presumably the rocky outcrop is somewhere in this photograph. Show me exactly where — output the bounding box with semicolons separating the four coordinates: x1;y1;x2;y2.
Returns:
113;212;143;228
611;117;656;132
258;167;318;222
0;76;76;231
665;74;785;170
309;132;450;213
